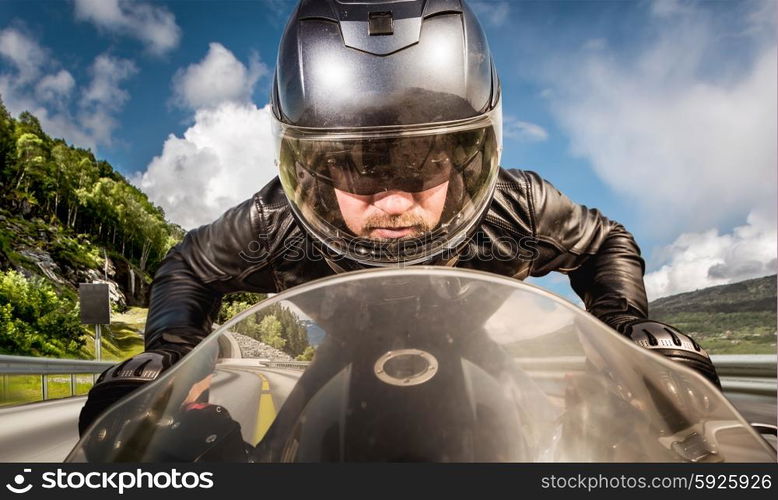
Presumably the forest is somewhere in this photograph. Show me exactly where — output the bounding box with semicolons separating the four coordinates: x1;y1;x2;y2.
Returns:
0;97;182;272
0;95;183;357
0;95;313;362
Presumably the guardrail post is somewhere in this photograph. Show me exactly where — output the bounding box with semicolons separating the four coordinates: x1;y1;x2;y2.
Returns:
41;374;48;401
70;374;77;396
1;374;6;402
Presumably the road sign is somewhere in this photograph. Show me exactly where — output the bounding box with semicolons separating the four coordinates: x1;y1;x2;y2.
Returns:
79;283;110;325
79;283;110;361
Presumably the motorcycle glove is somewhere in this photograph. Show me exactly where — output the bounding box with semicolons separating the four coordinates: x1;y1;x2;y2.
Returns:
615;318;721;389
78;347;185;436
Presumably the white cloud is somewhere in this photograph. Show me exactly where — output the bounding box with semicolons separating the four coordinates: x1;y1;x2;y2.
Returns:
81;54;136;110
470;2;510;27
73;0;181;56
0;27;47;82
644;209;777;299
650;0;695;18
582;38;607;51
544;3;777;235
77;54;137;147
0;80;96;147
261;0;296;20
172;43;268;111
0;28;137;150
504;115;549;142
744;0;777;36
133;102;277;229
527;1;777;298
35;69;75;105
134;44;274;229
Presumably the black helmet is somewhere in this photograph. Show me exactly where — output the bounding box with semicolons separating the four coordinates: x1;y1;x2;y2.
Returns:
271;0;502;267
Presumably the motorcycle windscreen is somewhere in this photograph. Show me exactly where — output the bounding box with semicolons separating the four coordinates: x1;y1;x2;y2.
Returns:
67;268;776;462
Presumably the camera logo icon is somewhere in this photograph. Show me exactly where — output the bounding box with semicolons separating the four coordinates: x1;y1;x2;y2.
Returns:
5;469;33;494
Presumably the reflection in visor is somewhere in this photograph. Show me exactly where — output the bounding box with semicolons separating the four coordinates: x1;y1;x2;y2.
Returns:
275;114;501;265
289;128;487;195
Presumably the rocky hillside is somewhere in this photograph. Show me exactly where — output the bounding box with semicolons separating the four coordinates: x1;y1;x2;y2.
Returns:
0;208;149;310
231;332;294;361
649;275;777;354
0;96;183;358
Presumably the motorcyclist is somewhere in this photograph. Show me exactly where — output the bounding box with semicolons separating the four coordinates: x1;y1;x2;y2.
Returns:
78;0;720;437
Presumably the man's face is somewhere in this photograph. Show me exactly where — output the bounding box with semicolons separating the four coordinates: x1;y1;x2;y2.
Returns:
334;182;449;240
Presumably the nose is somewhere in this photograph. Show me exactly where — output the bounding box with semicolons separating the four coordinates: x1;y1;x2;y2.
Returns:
371;190;415;215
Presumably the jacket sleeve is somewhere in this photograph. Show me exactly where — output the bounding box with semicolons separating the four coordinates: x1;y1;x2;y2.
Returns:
519;170;649;327
145;194;278;353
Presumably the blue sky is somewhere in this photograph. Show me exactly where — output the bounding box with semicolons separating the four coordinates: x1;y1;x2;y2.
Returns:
0;0;775;304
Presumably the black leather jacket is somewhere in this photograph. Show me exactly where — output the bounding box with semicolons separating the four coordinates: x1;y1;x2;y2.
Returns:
145;168;649;353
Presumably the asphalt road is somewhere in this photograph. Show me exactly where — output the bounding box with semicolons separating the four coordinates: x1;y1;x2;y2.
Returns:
725;393;777;425
0;397;84;462
209;363;303;444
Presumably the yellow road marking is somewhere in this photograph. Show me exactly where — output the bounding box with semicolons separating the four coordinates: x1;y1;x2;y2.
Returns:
252;372;277;445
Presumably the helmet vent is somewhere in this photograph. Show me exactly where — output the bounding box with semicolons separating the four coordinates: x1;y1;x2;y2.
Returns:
369;12;394;36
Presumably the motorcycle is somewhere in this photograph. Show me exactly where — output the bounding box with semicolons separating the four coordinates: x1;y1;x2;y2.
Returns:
67;268;777;462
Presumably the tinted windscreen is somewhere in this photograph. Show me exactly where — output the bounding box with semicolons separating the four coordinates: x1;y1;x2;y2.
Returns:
68;268;776;462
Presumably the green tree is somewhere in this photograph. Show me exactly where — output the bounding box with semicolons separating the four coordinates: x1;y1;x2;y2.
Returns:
255;305;309;357
13;132;46;191
0;98;183;279
296;346;316;361
0;270;86;357
257;314;286;350
0;97;15;178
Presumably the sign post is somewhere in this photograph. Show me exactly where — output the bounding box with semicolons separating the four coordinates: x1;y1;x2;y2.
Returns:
79;283;110;361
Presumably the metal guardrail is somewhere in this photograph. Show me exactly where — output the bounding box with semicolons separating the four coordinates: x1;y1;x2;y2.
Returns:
516;354;777;397
711;355;777;396
710;354;776;378
1;352;774;402
259;360;310;371
0;354;114;402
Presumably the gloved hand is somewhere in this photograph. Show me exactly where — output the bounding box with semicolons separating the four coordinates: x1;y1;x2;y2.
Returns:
616;318;721;389
78;348;185;436
149;402;253;462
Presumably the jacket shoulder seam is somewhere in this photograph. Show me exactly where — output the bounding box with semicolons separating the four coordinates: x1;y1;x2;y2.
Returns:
253;193;283;291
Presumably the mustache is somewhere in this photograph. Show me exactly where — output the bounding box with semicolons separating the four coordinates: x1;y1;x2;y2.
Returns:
362;213;433;236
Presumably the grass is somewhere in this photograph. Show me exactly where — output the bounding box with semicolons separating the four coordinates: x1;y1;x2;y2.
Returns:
1;307;147;406
78;306;146;361
0;374;94;407
651;311;777;354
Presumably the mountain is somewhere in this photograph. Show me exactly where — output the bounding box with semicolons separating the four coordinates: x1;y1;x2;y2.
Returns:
649;275;777;354
0;95;183;358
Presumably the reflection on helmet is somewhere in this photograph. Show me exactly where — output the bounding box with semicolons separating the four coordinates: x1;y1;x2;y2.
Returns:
271;0;502;266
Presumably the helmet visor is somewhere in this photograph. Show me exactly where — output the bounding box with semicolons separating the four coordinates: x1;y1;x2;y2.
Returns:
275;111;501;265
288;128;487;196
